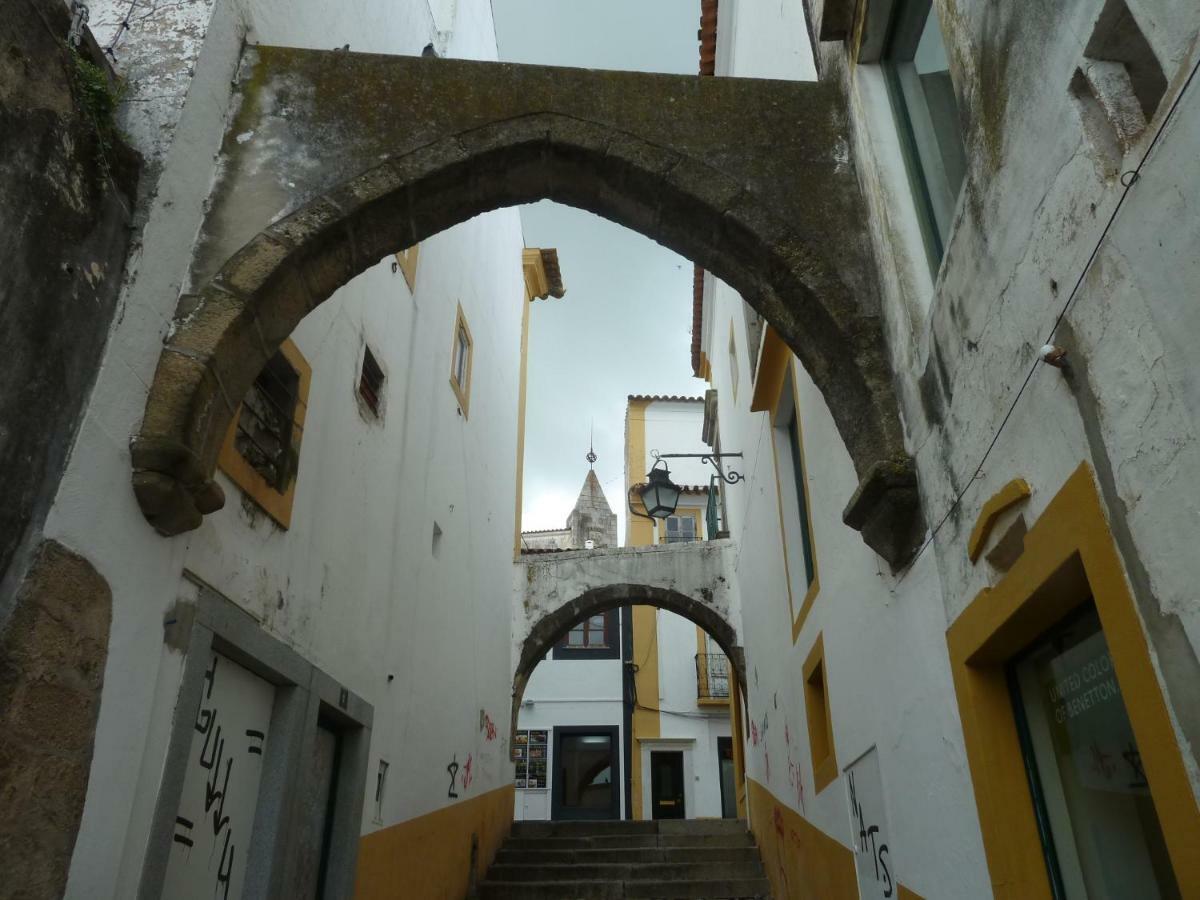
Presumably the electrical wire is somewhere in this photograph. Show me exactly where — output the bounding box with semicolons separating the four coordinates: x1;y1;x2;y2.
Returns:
895;53;1200;581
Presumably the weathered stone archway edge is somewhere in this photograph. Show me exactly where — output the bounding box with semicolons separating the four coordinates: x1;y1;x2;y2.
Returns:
131;47;923;564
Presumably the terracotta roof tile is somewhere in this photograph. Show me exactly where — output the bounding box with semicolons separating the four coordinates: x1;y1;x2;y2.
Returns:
698;0;719;76
627;394;705;403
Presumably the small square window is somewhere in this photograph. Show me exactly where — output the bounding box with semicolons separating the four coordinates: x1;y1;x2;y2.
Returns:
665;515;698;544
449;304;473;418
803;635;837;793
554;609;619;659
359;346;385;418
218;339;311;529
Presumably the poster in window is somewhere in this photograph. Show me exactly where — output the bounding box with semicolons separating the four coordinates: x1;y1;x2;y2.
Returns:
530;730;548;744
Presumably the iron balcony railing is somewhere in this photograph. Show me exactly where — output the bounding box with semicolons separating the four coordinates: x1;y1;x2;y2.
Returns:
695;653;731;701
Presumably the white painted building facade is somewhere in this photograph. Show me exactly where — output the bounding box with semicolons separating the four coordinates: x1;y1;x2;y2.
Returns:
42;1;528;896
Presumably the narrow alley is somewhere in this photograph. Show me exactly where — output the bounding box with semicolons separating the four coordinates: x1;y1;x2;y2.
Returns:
2;0;1199;898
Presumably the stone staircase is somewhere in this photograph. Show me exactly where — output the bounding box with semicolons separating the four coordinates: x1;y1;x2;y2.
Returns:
479;819;771;899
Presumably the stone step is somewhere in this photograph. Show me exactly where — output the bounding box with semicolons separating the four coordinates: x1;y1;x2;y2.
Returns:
504;832;756;851
496;845;762;865
511;818;747;838
485;861;765;882
478;878;771;899
512;820;659;838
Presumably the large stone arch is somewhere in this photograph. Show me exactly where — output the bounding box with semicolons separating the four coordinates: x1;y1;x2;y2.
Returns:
131;47;922;563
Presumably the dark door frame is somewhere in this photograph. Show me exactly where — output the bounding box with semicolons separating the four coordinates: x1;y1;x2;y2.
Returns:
717;736;735;819
551;725;621;821
650;749;687;820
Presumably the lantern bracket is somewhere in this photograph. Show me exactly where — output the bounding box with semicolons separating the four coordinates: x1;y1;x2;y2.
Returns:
651;451;745;486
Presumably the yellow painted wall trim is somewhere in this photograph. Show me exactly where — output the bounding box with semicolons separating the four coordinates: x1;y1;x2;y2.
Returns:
802;633;837;794
513;282;533;557
449;302;473;419
625;399;655;547
354;784;514;900
394;246;419;292
750;326;789;413
730;686;748;818
967;478;1032;563
765;360;822;643
947;462;1200;898
217;338;311;529
630;604;661;819
521;248;549;299
746;777;857;898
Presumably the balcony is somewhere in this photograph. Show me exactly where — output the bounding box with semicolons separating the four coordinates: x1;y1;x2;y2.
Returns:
695;653;731;703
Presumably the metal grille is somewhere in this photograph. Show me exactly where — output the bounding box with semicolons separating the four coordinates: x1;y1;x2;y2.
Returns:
359;346;385;416
234;351;301;492
696;653;730;700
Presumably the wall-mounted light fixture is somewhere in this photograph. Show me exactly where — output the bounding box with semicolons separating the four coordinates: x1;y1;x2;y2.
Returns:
630;451;744;521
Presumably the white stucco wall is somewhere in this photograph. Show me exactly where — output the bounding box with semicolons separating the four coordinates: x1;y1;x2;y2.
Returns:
48;1;525;896
653;609;732;819
701;0;1200;897
516;648;626;820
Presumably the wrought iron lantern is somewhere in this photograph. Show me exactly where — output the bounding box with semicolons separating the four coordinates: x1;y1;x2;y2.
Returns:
639;459;683;519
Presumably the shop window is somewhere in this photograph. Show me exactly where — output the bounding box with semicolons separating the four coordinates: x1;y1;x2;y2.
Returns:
449;304;473;418
882;0;967;269
393;245;419;292
803;635;837;793
554;609;619;660
514;729;548;789
1009;605;1180;898
358;345;385;418
218;339;311;529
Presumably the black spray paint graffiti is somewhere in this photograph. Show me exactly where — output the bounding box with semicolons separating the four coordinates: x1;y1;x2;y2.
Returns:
848;770;892;898
447;755;460;799
175;654;264;900
194;655;236;900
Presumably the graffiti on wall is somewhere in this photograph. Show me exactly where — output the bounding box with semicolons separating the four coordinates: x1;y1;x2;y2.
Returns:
163;653;275;900
845;747;895;900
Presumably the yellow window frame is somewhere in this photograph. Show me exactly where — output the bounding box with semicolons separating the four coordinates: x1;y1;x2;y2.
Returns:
803;633;837;794
947;462;1200;898
394;245;419;292
216;338;311;529
754;328;821;643
449;303;473;419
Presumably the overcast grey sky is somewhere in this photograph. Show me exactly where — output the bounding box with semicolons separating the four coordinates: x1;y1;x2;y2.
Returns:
493;0;703;540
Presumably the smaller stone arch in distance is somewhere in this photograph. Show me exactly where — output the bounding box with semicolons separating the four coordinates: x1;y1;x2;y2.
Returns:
509;582;746;760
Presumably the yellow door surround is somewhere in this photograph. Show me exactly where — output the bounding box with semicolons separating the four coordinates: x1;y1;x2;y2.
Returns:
947;463;1200;898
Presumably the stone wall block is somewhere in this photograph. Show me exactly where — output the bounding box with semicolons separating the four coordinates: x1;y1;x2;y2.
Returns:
324;163;408;214
168;285;249;361
264;196;347;250
293;223;361;307
137;349;222;450
132;470;204;535
250;265;320;349
217;233;294;298
345;193;418;270
0;539;112;900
